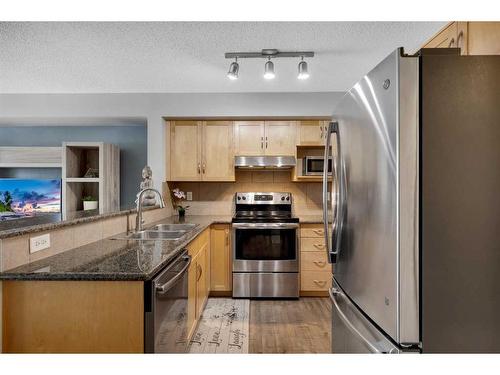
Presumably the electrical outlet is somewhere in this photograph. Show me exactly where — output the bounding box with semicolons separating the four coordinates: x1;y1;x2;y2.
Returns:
186;191;193;201
30;233;51;253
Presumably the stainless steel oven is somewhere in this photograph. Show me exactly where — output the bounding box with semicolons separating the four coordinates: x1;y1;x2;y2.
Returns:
145;250;191;353
232;192;299;298
303;155;332;176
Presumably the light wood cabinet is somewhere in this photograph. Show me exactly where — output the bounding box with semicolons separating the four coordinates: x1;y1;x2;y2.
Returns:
170;121;201;181
186;228;210;341
468;22;500;55
300;223;332;296
169;120;234;181
234;121;265;156
264;121;296;155
297;120;327;145
422;22;500;56
234;120;296;156
201;121;235;181
210;224;232;293
423;22;458;49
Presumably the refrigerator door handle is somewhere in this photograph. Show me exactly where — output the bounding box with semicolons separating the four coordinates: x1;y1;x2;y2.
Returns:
323;121;342;263
329;287;382;354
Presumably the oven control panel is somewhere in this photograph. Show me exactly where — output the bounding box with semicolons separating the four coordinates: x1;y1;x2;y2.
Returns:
235;192;292;205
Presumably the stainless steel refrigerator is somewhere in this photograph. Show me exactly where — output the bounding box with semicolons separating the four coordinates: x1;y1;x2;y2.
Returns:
322;47;500;353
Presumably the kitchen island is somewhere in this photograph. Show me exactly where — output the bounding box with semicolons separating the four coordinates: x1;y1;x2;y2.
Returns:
0;215;231;353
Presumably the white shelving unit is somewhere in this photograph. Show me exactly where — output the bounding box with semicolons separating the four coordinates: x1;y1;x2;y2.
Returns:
62;142;120;219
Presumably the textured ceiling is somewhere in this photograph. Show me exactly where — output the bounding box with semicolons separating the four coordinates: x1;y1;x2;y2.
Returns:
0;22;445;94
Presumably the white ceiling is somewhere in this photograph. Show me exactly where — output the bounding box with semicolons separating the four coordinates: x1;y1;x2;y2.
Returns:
0;22;445;94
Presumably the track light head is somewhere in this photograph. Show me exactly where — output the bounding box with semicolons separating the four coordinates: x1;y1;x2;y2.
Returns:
227;61;239;80
297;58;309;80
264;58;275;80
227;59;239;80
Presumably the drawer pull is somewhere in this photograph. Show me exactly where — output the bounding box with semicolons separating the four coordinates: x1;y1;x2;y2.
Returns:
313;229;324;235
313;243;325;249
313;280;327;286
313;261;327;267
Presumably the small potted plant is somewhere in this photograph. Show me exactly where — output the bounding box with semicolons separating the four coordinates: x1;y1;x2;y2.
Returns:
82;195;98;211
172;188;190;218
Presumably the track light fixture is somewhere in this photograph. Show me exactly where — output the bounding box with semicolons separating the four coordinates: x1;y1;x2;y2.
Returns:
297;56;309;80
263;57;275;80
224;49;314;81
227;58;239;80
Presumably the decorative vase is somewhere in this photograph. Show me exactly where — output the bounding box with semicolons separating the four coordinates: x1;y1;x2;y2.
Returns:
178;207;186;218
83;201;98;211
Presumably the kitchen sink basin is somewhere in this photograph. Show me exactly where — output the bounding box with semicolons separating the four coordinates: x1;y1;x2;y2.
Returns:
115;230;187;241
151;223;198;231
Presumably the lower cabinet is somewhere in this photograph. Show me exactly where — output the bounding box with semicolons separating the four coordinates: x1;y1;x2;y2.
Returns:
186;228;210;341
299;224;333;296
210;224;232;293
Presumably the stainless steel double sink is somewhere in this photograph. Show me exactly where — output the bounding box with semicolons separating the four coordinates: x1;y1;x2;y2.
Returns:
113;223;199;241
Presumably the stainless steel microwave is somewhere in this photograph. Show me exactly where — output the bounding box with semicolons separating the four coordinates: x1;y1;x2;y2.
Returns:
303;156;332;176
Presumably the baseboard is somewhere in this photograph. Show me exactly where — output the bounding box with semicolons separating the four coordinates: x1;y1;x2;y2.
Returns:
209;291;232;297
300;291;329;297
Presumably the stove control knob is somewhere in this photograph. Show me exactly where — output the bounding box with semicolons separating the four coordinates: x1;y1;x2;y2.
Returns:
242;196;246;200
237;196;241;201
281;196;285;201
286;196;290;201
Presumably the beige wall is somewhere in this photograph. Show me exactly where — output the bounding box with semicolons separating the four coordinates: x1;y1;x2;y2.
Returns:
166;170;322;217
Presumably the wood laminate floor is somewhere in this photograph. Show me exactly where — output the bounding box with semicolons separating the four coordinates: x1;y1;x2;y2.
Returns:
249;297;331;354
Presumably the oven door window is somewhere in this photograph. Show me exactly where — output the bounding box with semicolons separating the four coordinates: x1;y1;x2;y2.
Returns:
235;229;296;260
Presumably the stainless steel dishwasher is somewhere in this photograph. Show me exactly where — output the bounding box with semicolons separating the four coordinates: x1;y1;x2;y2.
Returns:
145;250;191;353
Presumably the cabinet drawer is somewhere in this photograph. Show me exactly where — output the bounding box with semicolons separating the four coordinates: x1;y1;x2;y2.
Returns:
301;237;327;252
300;224;325;238
301;251;331;272
300;271;332;291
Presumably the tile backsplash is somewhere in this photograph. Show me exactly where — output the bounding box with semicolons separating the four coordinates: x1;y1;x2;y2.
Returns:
165;170;323;216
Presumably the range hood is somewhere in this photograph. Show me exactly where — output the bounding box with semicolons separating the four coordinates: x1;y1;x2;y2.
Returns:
234;156;296;169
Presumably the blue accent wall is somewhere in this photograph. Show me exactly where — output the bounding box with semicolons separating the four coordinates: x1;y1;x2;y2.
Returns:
0;125;147;209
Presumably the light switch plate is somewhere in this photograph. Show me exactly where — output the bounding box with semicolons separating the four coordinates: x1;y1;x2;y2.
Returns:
30;233;50;253
186;191;193;201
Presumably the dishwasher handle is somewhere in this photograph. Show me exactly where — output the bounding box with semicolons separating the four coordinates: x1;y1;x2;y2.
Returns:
156;254;191;294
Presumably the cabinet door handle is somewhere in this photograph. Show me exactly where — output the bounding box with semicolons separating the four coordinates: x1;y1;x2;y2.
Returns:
225;231;229;246
313;260;327;267
320;126;324;139
265;136;268;149
197;264;203;281
457;31;464;50
448;37;455;48
202;163;206;174
313;243;325;250
313;229;324;236
197;163;201;174
313;280;327;286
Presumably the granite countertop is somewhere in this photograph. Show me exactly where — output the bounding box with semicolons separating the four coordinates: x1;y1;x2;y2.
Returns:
0;215;231;282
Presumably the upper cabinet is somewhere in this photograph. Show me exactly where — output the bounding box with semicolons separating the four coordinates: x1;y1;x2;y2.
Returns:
170;121;201;181
234;121;264;156
468;22;500;55
265;121;296;155
422;22;500;56
234;120;296;156
202;121;235;181
296;120;328;146
169;120;235;181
